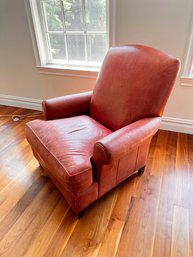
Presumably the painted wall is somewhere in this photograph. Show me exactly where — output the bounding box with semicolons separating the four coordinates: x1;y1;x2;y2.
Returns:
0;0;95;100
116;0;193;121
0;0;193;121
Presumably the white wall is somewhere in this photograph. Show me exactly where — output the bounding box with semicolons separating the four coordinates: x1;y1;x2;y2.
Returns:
116;0;193;122
0;0;193;131
0;0;95;100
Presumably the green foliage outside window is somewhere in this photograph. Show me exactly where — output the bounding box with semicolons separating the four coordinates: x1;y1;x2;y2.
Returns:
43;0;107;62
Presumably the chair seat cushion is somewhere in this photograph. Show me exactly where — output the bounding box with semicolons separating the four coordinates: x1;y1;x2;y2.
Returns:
26;115;112;193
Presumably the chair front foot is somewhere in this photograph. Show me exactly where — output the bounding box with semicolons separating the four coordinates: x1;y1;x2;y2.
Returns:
138;166;145;176
76;210;84;219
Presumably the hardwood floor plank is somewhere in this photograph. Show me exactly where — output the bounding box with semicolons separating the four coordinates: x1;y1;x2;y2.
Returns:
116;176;161;257
0;107;27;126
0;154;37;192
42;209;78;257
0;183;56;256
171;205;189;257
152;132;177;257
23;198;69;257
60;192;117;257
0;176;45;242
97;219;123;257
0;159;42;222
0;106;193;257
147;130;169;177
175;133;190;208
97;178;138;257
187;134;193;257
15;190;61;257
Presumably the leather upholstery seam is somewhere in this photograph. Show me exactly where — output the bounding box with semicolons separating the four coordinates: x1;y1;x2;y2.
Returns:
115;159;120;185
134;146;140;171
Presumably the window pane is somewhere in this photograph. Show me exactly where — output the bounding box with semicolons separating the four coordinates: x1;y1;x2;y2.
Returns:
49;34;66;60
63;0;84;31
67;35;85;61
87;35;107;62
43;0;63;31
85;0;106;31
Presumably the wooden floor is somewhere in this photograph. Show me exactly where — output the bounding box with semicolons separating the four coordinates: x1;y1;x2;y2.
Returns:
0;105;193;257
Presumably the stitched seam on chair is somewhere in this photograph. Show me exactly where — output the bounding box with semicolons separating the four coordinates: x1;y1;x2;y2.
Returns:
27;123;92;177
134;146;140;171
115;159;120;185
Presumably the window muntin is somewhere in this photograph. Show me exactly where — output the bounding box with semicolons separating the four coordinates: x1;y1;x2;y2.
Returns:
180;24;193;86
182;26;193;78
31;0;109;68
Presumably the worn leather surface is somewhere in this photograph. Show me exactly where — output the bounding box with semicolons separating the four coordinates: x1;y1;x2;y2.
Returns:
93;143;152;197
92;117;161;196
42;91;93;120
26;44;180;213
26;115;111;193
90;45;180;131
93;117;161;165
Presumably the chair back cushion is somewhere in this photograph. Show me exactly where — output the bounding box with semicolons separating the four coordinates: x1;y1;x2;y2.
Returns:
90;45;180;131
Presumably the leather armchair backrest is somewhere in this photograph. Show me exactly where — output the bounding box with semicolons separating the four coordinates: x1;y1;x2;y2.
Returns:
90;45;180;131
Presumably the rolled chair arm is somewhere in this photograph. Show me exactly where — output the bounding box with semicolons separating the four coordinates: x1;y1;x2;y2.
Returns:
93;117;161;165
42;91;93;120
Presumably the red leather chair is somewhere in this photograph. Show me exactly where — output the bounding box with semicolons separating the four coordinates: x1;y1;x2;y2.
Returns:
26;45;180;214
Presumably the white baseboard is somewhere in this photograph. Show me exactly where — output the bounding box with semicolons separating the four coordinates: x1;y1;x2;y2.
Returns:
161;116;193;135
0;94;42;111
0;94;193;134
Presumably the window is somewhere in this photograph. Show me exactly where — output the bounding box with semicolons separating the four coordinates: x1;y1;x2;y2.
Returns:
181;25;193;86
28;0;115;72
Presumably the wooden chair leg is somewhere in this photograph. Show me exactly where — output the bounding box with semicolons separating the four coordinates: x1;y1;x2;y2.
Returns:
76;210;84;219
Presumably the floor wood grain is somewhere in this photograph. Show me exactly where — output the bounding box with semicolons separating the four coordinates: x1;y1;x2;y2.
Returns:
0;105;193;257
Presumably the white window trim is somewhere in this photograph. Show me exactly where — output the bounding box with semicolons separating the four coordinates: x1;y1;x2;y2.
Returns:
180;22;193;87
25;0;116;78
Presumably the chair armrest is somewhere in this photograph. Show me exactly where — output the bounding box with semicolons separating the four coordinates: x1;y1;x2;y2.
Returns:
93;117;161;165
42;91;93;120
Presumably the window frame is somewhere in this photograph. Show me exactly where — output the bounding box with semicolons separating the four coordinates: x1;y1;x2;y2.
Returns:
26;0;116;77
180;23;193;87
